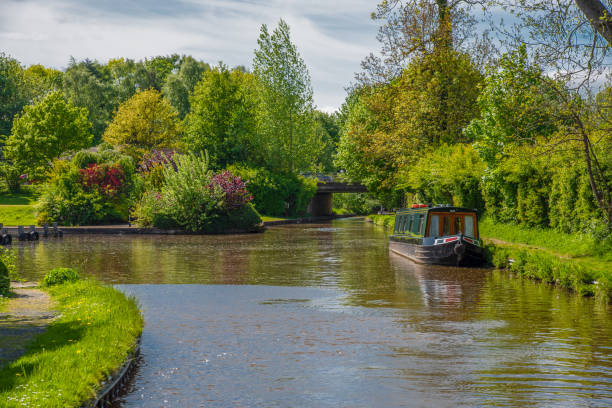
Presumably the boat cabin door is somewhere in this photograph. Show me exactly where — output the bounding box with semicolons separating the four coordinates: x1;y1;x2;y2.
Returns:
430;213;477;238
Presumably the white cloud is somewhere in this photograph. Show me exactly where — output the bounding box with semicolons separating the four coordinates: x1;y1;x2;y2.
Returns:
0;0;379;111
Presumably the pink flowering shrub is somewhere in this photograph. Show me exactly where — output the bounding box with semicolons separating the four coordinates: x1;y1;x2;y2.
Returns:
209;171;253;209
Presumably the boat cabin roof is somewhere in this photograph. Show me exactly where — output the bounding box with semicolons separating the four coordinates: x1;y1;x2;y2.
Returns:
395;205;478;215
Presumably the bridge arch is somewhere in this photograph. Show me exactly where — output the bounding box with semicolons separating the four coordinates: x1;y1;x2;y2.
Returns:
308;182;368;216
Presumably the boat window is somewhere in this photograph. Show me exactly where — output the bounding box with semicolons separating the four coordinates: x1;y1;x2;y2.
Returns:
407;215;413;234
416;214;425;235
454;216;464;235
442;215;450;236
464;215;474;237
429;215;439;237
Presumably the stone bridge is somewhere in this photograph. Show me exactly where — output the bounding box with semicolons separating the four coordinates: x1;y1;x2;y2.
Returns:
308;182;368;216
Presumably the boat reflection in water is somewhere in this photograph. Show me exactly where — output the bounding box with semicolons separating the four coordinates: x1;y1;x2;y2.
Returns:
389;251;488;310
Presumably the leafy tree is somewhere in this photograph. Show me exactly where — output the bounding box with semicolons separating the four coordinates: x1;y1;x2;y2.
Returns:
103;89;181;159
314;110;340;172
4;91;92;179
0;53;29;139
23;64;63;100
183;64;259;168
253;19;321;172
63;59;115;143
162;56;209;119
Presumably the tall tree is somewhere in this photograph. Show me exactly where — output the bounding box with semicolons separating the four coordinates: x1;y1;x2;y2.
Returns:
162;56;209;118
4;91;92;179
183;65;259;168
0;54;28;140
253;19;321;172
63;58;115;144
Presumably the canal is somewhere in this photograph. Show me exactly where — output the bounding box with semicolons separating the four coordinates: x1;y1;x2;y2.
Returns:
14;219;612;407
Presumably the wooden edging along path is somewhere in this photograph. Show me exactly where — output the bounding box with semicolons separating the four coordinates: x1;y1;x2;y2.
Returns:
1;215;361;236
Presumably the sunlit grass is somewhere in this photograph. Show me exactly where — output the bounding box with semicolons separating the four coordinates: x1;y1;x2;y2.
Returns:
261;216;288;222
0;280;143;408
0;205;37;226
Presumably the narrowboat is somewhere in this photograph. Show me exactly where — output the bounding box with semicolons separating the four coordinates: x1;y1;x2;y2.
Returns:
389;204;485;266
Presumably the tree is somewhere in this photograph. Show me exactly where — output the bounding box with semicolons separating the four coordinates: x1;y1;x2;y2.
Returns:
103;89;181;159
183;64;259;168
0;53;28;139
253;19;321;172
313;110;340;172
63;59;115;144
162;56;209;119
4;91;92;179
357;0;493;87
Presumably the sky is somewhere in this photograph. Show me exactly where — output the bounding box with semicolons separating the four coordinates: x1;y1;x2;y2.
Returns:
0;0;381;113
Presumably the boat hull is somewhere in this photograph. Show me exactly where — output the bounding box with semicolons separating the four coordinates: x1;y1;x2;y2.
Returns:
389;237;485;266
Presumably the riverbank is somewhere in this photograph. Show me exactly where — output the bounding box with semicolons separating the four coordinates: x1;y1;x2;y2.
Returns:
367;214;612;301
0;278;143;407
0;215;359;234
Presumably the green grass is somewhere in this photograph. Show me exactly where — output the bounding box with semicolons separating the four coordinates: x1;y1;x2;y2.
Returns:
261;216;288;222
0;187;38;226
0;280;143;408
368;214;395;229
0;205;37;226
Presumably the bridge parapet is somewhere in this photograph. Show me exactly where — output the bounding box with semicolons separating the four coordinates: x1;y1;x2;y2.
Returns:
316;182;368;193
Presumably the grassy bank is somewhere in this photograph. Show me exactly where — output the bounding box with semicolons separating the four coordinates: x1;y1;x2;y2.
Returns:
368;213;612;301
0;188;38;226
0;279;143;407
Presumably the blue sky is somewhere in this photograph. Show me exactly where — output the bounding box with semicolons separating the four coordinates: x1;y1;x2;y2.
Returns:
0;0;381;112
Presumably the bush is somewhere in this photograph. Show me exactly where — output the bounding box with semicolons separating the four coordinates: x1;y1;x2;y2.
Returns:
227;165;317;216
134;152;261;232
0;260;9;296
36;149;135;225
41;267;80;287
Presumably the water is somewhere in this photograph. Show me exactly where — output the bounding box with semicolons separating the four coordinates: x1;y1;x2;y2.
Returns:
14;219;612;407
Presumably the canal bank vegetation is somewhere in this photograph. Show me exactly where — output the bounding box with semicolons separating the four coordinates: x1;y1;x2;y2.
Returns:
0;19;345;228
0;268;143;408
369;214;612;301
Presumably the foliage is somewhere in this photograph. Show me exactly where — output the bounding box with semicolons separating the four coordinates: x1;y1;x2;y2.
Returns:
465;46;562;166
4;91;92;180
487;243;611;300
0;162;22;193
336;49;481;206
0;247;17;281
0;279;143;407
333;193;381;215
103;89;182;159
134;152;261;232
0;53;29;139
41;267;80;287
0;260;9;296
183;65;260;169
399;144;486;210
226;165;317;216
253;19;321;172
36;150;135;225
63;59;114;143
162;56;209;118
314;110;341;172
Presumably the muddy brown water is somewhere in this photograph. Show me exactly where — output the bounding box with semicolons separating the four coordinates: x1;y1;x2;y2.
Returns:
12;219;612;407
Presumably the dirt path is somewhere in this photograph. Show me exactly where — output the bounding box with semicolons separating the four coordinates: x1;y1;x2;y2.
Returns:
0;282;56;368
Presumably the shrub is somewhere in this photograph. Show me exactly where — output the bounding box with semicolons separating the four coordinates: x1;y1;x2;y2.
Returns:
36;149;135;225
0;260;9;296
227;165;317;216
134;152;261;232
41;267;80;287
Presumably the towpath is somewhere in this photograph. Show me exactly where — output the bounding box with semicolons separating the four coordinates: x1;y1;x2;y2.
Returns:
0;282;56;368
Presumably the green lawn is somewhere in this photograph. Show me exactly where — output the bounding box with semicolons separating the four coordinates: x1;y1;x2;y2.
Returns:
0;279;143;408
0;205;37;226
0;187;38;226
